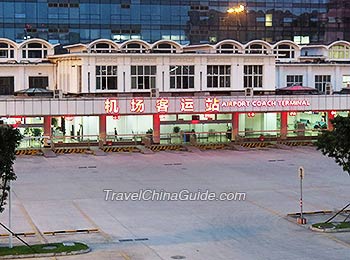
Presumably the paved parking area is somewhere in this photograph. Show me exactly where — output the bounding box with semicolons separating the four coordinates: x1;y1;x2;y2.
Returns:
0;147;349;260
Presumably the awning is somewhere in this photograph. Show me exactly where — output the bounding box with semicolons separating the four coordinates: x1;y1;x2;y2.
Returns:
14;88;53;97
276;85;319;95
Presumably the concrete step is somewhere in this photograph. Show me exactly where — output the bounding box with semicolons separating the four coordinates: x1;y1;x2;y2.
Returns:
136;145;154;154
186;146;202;152
42;148;57;158
91;147;107;156
228;144;250;151
273;143;293;150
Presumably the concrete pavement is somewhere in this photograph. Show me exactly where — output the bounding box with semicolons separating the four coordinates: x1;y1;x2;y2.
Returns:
0;147;349;259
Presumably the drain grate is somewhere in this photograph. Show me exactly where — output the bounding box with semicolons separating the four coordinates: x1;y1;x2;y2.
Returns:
134;238;149;241
268;159;285;162
119;239;133;242
163;163;182;166
119;237;149;243
78;165;97;169
171;256;186;259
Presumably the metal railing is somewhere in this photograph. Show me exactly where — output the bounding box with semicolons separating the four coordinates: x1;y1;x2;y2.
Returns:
17;128;325;148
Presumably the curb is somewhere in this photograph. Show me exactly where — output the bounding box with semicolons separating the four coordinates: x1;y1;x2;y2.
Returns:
0;243;90;259
148;144;185;152
278;141;315;147
194;143;228;150
53;148;89;154
287;210;333;217
310;226;350;233
240;142;270;149
0;232;35;237
15;149;42;156
103;146;140;153
43;228;98;236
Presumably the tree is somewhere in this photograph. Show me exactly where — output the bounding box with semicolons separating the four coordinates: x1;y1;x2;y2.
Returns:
316;115;350;225
316;115;350;175
0;125;22;213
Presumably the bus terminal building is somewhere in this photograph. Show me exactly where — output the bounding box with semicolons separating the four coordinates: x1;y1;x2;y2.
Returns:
0;38;350;147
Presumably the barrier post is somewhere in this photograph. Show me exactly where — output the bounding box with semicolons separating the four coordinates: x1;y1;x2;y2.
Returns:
232;112;239;141
280;112;288;140
153;114;160;144
99;115;107;148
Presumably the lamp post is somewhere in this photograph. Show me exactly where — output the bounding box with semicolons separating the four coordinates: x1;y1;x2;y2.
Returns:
297;166;307;225
9;180;12;248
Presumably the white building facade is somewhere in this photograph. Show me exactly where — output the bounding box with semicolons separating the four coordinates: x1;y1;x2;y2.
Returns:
1;38;350;95
0;38;349;147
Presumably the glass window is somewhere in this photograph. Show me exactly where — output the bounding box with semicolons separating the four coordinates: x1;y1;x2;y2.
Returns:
329;45;350;59
169;65;195;89
131;65;156;90
342;75;350;88
207;65;231;88
315;75;331;93
0;43;14;59
90;42;118;53
244;65;263;88
245;44;268;54
293;36;310;44
96;65;117;90
21;42;48;59
0;77;14;95
274;44;295;59
286;75;303;86
152;43;177;53
265;14;272;27
216;43;240;54
29;76;48;88
122;43;148;53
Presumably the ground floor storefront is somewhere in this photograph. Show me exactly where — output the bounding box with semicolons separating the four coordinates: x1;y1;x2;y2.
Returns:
1;110;347;148
0;95;348;148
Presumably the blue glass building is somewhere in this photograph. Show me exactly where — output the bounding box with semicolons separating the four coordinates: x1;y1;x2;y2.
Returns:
0;0;348;45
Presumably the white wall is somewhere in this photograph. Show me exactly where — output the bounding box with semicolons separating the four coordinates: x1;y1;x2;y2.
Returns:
0;64;55;91
68;53;276;94
276;64;350;91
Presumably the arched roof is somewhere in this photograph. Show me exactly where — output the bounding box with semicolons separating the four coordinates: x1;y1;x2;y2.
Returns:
0;38;17;48
120;39;151;49
151;40;182;51
18;38;55;49
327;40;350;49
87;39;119;50
215;39;244;51
272;40;300;50
245;40;271;49
299;45;328;54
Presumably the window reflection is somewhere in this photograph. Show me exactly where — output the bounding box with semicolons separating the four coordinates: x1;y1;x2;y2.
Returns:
0;1;345;45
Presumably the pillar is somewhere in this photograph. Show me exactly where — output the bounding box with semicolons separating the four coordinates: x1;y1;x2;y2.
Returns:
232;112;239;141
280;112;288;139
43;116;51;137
153;114;160;144
99;115;107;146
43;116;52;147
327;111;335;131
